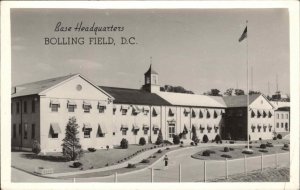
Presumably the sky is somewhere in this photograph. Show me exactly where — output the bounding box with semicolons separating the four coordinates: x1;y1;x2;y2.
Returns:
11;8;290;95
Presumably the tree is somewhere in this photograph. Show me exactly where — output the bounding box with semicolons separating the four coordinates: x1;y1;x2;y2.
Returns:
235;89;245;96
191;126;199;144
249;90;261;95
202;135;209;143
155;129;163;145
61;117;83;161
208;89;222;96
120;138;129;149
224;88;234;96
32;139;41;154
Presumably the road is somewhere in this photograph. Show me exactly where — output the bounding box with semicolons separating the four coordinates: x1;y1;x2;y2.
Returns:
11;145;289;183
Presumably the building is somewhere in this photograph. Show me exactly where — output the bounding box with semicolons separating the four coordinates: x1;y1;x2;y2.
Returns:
11;65;290;152
274;107;290;137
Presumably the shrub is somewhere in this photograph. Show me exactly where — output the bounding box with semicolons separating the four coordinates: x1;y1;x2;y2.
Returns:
127;163;136;168
202;150;210;156
221;154;232;158
229;147;234;151
88;148;96;152
155;129;164;145
260;144;267;149
157;149;162;153
259;138;262;141
245;145;253;148
266;143;274;147
202;135;209;143
220;140;223;144
141;159;150;163
190;142;195;146
191;126;200;144
215;135;222;144
151;155;156;158
284;144;289;148
207;150;216;154
282;147;289;151
73;162;82;168
120;138;129;149
180;141;184;145
173;135;180;145
154;146;157;148
32;140;41;154
273;137;277;140
106;145;109;150
224;147;229;152
259;149;268;153
180;144;183;147
277;134;282;139
139;137;146;145
242;149;254;154
229;140;235;144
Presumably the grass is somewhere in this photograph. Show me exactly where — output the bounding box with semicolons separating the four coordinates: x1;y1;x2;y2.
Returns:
12;143;163;174
210;167;289;182
191;142;289;160
62;145;183;178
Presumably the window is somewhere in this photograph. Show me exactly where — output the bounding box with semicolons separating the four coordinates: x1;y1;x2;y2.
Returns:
113;132;115;135
13;124;16;138
251;127;255;133
31;124;35;139
24;123;28;139
285;123;289;131
263;126;266;132
11;103;13;114
168;125;175;138
98;106;106;113
23;101;27;113
52;133;58;138
281;123;284;128
68;105;76;112
113;107;116;115
122;130;127;135
257;126;261;132
84;130;91;138
276;123;279;128
16;102;20;114
50;123;61;139
19;124;22;135
144;130;148;135
133;130;138;135
32;100;35;113
214;127;218;133
51;104;59;112
83;105;91;113
286;114;289;119
269;126;272;132
281;114;284;119
153;130;158;135
277;114;279;119
121;109;127;115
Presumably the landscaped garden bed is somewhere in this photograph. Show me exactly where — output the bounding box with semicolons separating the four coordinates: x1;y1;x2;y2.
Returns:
191;142;289;161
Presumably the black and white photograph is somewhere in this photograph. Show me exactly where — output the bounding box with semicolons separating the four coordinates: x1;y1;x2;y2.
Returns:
1;1;299;190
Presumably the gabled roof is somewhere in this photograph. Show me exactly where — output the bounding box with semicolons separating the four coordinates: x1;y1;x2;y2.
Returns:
156;92;226;108
11;74;114;99
222;94;262;108
100;86;171;106
11;74;77;98
144;65;158;75
276;106;290;111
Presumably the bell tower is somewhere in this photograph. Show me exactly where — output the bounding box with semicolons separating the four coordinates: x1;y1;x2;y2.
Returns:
142;64;160;93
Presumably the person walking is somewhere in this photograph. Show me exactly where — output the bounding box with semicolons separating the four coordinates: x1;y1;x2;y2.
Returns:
164;155;169;167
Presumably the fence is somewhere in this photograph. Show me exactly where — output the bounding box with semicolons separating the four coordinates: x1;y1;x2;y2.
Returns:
73;152;289;182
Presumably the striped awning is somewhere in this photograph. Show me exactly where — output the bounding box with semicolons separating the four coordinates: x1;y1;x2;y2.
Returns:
192;109;199;116
121;105;129;110
121;124;128;130
132;105;142;113
83;123;92;131
184;108;190;114
199;109;204;118
132;124;140;130
67;100;76;106
143;124;149;130
153;107;160;115
153;124;159;130
169;107;176;115
50;99;60;105
50;123;61;134
98;124;107;134
143;106;150;112
83;100;91;106
98;101;106;107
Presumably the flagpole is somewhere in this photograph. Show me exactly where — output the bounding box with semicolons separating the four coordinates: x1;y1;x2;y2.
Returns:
246;20;250;150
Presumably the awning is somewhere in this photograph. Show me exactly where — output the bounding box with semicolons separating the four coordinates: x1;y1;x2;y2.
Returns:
183;125;188;133
167;119;176;124
192;109;199;117
268;111;273;117
263;110;267;117
132;124;140;130
152;107;160;115
98;101;106;107
199;124;205;130
184;108;190;114
83;100;91;106
251;110;256;117
50;123;61;134
83;123;92;131
192;123;197;128
67;100;76;106
143;124;149;130
143;106;150;112
206;110;211;118
207;124;212;129
153;124;159;130
132;105;141;113
251;124;256;128
199;109;204;118
50;99;60;105
268;124;273;128
258;110;263;116
214;110;219;118
169;107;176;115
98;124;107;134
121;105;129;110
214;125;219;129
121;124;128;130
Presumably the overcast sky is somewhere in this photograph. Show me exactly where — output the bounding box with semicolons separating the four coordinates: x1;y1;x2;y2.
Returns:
11;8;290;95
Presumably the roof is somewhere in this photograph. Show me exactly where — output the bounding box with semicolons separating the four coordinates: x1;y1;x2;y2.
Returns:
270;101;290;109
11;74;77;98
156;92;226;108
144;65;158;75
100;86;171;106
222;94;261;108
276;106;290;111
11;74;114;99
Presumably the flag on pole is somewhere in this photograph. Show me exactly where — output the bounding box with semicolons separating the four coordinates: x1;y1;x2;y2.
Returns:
238;26;247;42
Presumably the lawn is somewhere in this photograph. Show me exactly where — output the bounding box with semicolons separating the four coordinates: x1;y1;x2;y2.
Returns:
210;167;289;182
192;141;289;160
12;143;163;174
